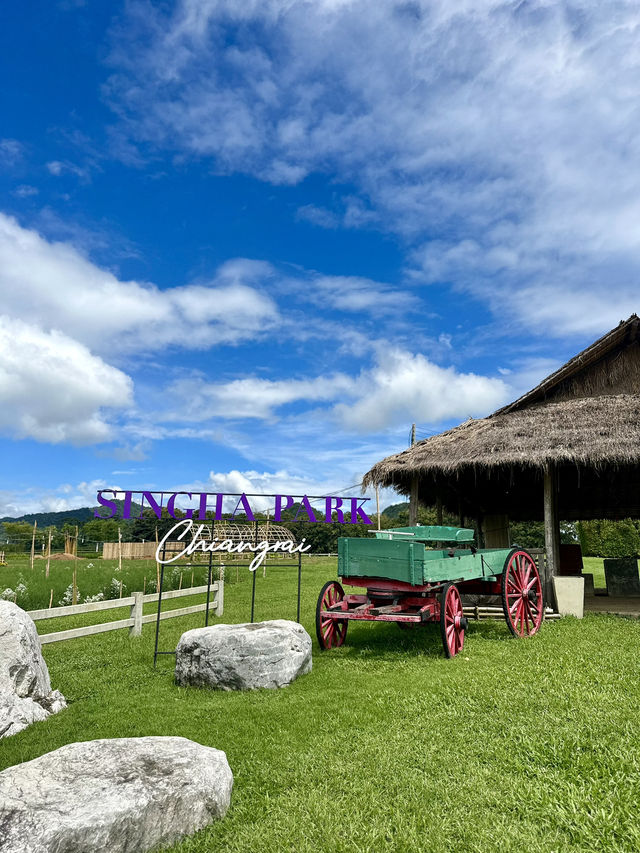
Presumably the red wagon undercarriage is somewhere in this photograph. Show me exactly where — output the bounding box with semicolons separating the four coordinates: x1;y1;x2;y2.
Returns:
316;550;544;658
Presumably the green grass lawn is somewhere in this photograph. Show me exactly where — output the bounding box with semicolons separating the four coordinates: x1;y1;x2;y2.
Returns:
582;556;606;589
2;557;640;852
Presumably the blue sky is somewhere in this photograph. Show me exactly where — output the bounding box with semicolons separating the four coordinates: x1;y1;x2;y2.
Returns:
1;0;639;516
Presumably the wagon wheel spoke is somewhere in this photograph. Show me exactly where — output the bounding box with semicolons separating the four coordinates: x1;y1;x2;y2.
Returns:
524;575;539;593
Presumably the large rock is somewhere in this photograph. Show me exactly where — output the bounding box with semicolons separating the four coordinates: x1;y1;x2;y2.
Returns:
0;736;233;853
0;600;66;738
176;619;312;690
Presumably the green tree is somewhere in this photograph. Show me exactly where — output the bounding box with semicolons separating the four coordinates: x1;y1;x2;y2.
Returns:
577;519;640;557
4;520;33;536
82;518;121;543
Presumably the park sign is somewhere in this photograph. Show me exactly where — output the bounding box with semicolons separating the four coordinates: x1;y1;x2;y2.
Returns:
95;489;373;572
95;489;372;524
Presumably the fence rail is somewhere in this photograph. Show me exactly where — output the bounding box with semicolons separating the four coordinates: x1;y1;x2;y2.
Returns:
28;582;223;645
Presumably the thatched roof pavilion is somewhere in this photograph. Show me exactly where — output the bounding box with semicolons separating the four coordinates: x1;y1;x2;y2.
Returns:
364;315;640;575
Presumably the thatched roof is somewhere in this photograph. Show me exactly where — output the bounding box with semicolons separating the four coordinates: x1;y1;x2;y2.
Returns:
365;394;640;484
363;316;640;512
498;313;640;414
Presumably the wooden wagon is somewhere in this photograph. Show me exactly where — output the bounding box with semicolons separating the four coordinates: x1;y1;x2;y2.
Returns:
316;526;544;657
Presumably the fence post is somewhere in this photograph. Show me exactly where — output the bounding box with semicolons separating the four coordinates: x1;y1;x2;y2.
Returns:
130;592;143;637
216;581;224;617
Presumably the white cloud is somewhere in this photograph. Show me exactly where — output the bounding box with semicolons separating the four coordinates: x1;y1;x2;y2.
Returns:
0;479;123;519
0;139;24;168
161;348;509;430
0;214;280;354
165;373;352;421
46;160;93;182
492;285;640;338
107;1;640;336
194;468;374;515
205;469;323;513
333;349;509;432
46;161;64;176
304;275;420;314
0;317;133;444
296;204;340;229
13;185;38;198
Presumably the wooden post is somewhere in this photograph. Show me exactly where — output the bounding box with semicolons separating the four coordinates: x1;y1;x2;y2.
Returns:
45;530;52;579
118;527;122;574
216;580;224;616
484;515;510;548
129;592;143;637
74;526;78;557
375;485;381;531
408;424;419;526
544;463;561;608
30;520;37;570
543;465;560;573
49;588;54;609
436;494;443;526
409;476;419;526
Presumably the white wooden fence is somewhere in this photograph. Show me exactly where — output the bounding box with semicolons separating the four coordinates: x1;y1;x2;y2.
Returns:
27;582;223;644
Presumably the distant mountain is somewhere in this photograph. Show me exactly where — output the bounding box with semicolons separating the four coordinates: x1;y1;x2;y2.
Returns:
1;507;95;526
381;502;409;519
1;499;143;527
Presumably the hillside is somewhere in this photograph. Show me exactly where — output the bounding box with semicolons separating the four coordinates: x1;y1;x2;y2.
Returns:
381;502;409;519
1;499;143;527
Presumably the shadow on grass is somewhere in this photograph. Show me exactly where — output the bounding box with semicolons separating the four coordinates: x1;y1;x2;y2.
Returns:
318;618;511;661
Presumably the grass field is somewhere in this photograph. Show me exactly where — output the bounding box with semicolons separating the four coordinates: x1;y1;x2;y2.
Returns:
583;556;606;588
2;556;640;852
0;553;233;611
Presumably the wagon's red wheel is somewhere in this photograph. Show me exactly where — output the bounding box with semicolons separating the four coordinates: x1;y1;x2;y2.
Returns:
316;581;348;650
501;550;544;638
440;583;467;658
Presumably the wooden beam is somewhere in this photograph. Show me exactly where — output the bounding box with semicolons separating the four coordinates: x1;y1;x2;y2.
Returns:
544;463;561;577
409;476;419;526
484;514;510;548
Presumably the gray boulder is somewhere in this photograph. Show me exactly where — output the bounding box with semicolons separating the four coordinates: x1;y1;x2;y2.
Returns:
0;600;66;738
0;736;233;853
176;619;312;690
